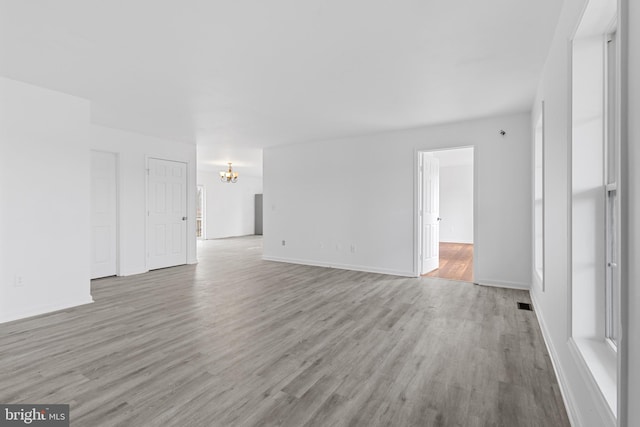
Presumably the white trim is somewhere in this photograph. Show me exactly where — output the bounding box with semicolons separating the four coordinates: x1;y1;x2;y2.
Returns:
530;290;580;427
261;258;533;287
115;151;123;276
573;337;617;415
473;147;478;283
413;149;420;275
617;0;629;424
145;156;150;272
262;256;416;278
0;296;94;324
119;267;149;277
532;100;546;292
207;234;258;240
568;338;617;426
121;260;197;274
566;36;575;343
473;278;530;290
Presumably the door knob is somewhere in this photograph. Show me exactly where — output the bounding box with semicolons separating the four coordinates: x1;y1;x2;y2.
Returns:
437;217;442;221
182;217;187;221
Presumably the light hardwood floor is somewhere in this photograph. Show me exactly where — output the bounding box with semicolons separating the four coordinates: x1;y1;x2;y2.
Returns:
425;242;474;282
0;236;569;427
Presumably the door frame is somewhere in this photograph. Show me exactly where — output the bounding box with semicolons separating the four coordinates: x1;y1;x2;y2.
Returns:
145;155;192;271
413;145;477;278
90;149;121;277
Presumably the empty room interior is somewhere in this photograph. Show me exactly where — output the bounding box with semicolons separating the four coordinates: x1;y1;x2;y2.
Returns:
0;1;639;426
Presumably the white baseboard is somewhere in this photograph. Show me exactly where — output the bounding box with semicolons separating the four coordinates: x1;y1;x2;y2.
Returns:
473;278;530;290
262;256;415;278
529;290;580;427
120;260;197;276
119;268;149;277
206;234;257;240
0;296;94;324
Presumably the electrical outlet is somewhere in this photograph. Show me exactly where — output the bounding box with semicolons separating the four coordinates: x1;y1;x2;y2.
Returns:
14;275;24;287
281;240;286;246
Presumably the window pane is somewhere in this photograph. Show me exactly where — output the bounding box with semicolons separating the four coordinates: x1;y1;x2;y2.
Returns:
196;185;204;239
605;189;619;345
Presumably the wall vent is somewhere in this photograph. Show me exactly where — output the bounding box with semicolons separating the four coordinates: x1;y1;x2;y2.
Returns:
517;302;533;311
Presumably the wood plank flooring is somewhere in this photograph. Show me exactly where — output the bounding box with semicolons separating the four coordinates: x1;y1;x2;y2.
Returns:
0;236;569;427
425;242;474;282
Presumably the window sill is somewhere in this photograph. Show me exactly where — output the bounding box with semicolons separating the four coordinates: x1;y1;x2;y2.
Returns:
573;337;617;416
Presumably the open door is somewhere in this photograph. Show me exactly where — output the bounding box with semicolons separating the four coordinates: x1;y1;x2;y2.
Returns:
147;158;188;270
420;153;440;274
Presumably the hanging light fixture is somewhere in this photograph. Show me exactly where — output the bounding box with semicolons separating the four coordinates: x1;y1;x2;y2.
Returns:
219;162;239;183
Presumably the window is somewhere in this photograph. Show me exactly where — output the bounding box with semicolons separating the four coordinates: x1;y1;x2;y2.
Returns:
570;0;619;415
604;30;619;347
196;185;205;239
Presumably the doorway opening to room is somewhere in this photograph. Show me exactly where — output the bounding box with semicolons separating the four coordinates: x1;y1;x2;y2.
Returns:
90;150;119;279
416;147;475;282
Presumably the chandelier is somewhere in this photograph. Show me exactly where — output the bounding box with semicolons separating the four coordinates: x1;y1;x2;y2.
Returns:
220;162;239;183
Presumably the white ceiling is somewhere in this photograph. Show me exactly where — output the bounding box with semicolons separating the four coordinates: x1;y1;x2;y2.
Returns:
0;1;562;174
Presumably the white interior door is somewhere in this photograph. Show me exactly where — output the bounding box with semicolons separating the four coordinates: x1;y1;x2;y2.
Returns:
91;151;117;279
147;158;188;270
421;154;440;274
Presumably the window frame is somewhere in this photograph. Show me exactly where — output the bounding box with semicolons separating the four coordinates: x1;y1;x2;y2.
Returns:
604;28;620;348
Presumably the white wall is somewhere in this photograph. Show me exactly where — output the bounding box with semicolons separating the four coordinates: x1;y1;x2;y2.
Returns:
264;112;531;286
624;0;640;424
91;125;197;276
529;0;638;426
197;170;263;239
0;76;93;323
437;163;474;244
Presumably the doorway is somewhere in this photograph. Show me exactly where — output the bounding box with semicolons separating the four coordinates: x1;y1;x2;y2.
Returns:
147;157;189;270
90;150;118;279
417;147;475;282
